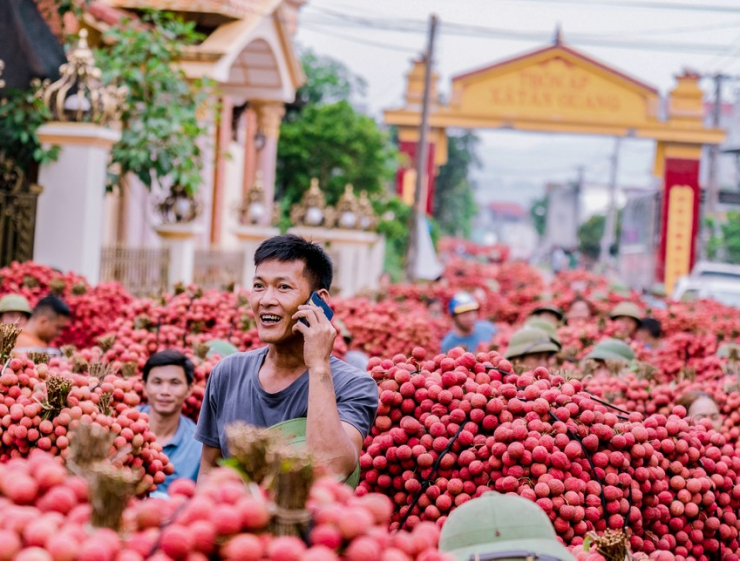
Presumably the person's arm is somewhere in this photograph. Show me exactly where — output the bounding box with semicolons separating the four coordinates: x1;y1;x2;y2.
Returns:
194;361;224;481
197;444;223;480
293;304;359;477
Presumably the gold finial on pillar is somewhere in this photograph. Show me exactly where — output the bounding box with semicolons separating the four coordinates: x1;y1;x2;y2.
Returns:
40;29;127;125
290;178;330;227
357;190;378;231
332;184;360;229
239;171;268;225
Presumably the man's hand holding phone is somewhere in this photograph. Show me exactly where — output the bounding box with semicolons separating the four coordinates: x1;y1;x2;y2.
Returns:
292;292;336;370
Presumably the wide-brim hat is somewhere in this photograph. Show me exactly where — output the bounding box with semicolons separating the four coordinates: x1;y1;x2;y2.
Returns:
439;493;575;561
524;317;562;348
609;302;642;323
505;327;560;360
268;418;360;489
584;338;635;362
0;294;32;316
717;343;740;359
206;339;239;359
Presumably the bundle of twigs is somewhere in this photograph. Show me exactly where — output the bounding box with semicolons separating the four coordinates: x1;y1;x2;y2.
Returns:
67;421;114;471
89;361;114;382
40;374;73;420
96;334;116;353
225;422;284;484
269;445;314;538
591;529;629;561
27;352;50;365
87;461;142;531
0;321;22;362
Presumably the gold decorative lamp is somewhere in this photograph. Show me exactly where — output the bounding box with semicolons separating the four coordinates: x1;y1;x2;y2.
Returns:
356;190;378;231
333;184;359;229
40;30;126;125
290;178;332;227
238;171;268;225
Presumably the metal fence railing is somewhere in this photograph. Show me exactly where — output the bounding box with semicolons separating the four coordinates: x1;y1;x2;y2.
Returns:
194;249;245;290
100;246;170;297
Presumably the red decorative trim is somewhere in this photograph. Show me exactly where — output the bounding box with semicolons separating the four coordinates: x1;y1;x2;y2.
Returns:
656;157;701;283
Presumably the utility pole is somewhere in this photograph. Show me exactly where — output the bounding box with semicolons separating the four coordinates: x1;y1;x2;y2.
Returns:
703;73;724;259
599;137;621;265
405;14;438;282
574;165;585;235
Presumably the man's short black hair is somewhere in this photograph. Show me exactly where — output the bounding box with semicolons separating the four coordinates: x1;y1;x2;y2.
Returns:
639;317;662;339
33;295;71;318
142;350;195;385
254;234;333;291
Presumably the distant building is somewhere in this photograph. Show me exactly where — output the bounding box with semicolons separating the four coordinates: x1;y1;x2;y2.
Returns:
476;201;538;260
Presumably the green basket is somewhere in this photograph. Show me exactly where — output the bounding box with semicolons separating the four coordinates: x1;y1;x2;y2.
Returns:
269;417;360;489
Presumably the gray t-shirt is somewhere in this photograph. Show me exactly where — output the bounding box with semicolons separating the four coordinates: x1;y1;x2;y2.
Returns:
194;347;379;456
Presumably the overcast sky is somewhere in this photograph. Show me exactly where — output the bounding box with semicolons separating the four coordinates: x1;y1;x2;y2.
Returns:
294;0;740;217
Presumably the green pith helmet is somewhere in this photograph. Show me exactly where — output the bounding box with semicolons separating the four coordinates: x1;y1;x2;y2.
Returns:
608;281;630;297
609;301;642;322
205;339;239;359
717;343;740;360
0;294;32;316
529;304;564;322
439;492;576;561
584;338;635;363
269;417;360;489
524;317;562;348
505;327;560;360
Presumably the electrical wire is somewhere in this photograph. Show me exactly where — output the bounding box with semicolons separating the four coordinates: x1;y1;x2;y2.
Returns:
300;22;419;53
303;7;740;57
491;0;740;13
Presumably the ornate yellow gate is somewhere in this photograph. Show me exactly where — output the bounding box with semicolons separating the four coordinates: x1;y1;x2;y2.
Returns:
0;157;42;267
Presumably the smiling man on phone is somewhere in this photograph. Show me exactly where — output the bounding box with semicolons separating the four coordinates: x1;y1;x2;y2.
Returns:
195;234;378;479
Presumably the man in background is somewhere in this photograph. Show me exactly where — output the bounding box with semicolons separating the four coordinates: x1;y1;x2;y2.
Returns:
441;292;497;353
140;350;201;494
14;295;71;355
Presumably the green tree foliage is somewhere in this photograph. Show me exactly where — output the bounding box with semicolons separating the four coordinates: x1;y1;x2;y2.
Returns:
530;195;548;237
291;50;365;108
96;12;211;194
578;214;605;261
707;212;740;264
432;132;480;238
0;87;58;171
578;212;622;260
276;50;397;207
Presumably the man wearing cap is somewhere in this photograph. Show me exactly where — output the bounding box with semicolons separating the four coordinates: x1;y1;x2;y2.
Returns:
14;295;71;356
0;295;32;328
441;292;498;354
505;327;561;370
583;338;635;377
528;304;563;328
439;492;575;560
609;301;642;340
635;317;662;350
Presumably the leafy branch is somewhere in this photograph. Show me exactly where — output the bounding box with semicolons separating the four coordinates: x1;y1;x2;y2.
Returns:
96;11;213;195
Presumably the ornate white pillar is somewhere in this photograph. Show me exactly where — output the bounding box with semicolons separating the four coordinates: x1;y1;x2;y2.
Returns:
35;124;120;284
155;224;203;288
253;101;285;225
34;30;126;284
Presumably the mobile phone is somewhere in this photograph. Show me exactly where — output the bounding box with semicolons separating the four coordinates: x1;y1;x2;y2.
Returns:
299;292;334;326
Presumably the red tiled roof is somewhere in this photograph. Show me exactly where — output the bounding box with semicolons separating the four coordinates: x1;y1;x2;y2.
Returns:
489;201;527;219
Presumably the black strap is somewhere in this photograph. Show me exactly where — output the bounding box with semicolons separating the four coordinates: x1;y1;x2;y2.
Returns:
467;551;563;560
397;412;470;531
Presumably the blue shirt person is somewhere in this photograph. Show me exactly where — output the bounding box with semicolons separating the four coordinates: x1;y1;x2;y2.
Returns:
140;350;202;494
441;292;498;353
